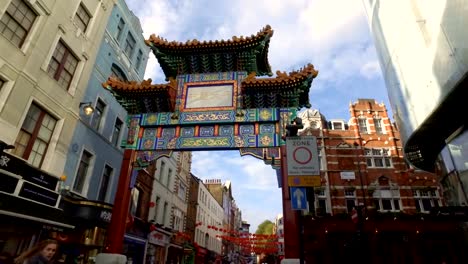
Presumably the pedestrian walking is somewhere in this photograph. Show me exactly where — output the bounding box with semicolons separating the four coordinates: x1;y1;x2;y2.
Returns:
14;240;58;264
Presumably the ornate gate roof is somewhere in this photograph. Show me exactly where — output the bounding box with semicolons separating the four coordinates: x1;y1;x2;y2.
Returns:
145;25;274;79
102;25;318;114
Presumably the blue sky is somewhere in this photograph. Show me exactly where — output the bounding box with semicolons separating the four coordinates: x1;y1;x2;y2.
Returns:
126;0;389;231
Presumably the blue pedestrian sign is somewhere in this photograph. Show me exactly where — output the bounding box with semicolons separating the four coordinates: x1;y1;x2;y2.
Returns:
290;187;307;210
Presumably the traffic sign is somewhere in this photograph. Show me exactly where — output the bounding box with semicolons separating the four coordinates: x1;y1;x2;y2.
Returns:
286;136;319;176
288;175;321;187
290;187;308;210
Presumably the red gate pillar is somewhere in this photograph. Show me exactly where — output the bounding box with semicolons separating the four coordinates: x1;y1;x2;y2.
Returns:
106;149;136;253
280;145;300;258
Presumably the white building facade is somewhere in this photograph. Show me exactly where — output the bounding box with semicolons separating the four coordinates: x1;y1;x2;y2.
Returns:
195;180;224;255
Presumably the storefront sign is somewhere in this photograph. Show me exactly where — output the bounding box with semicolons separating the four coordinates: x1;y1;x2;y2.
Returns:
22;168;58;191
19;182;59;206
148;230;170;246
100;210;112;223
0;153;58;190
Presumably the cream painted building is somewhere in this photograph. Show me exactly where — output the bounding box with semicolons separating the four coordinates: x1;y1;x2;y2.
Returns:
149;152;192;230
196;180;224;254
0;0;115;177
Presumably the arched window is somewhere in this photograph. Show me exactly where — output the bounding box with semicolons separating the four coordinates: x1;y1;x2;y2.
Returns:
110;64;127;81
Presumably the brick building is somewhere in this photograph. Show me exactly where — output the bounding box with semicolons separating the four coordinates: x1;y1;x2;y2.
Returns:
296;99;467;263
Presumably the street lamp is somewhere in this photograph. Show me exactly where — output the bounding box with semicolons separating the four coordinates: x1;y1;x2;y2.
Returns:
79;102;94;116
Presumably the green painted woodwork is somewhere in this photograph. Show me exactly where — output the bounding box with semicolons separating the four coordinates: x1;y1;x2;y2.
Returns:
148;39;272;80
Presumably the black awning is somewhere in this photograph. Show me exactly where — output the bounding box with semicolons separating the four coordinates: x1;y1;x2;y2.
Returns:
0;192;74;229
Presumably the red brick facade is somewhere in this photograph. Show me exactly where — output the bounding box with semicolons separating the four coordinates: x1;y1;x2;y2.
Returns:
299;99;441;215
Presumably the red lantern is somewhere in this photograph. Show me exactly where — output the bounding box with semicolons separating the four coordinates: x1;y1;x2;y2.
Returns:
150;224;156;231
149;201;156;208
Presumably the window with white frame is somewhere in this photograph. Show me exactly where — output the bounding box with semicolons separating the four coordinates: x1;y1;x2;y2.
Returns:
178;182;186;201
0;0;37;48
373;189;401;212
166;168;172;188
332;121;343;130
47;40;79;90
159;161;165;181
345;189;356;213
111;117;123;147
154;196;160;222
97;164;113;202
315;189;327;213
162;201;168;225
413;189;441;213
358;117;368;133
73;150;93;193
365;148;392;168
135;49;143;71
74;3;91;33
115;18;125;41
374;117;383;134
13;103;57;167
130;187;142;218
90;99;106;131
172;208;183;231
124;32;136;58
110;64;127;81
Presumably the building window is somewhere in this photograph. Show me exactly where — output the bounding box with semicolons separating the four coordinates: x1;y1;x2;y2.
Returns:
345;189;356;213
0;0;37;48
172;208;182;231
0;78;5;91
90;99;106;131
413;189;441;213
115;18;125;41
332;121;343;130
111;118;123;147
374;118;383;134
316;189;327;214
110;64;127;81
47;40;79;89
373;189;401;212
98;165;113;202
154;196;160;222
162;202;168;225
12;103;57;167
159;161;165;181
167;168;172;188
74;3;91;33
358;117;368;133
365;148;392;168
73;150;93;193
178;182;186;201
135;50;143;70
124;33;136;58
130;187;142;218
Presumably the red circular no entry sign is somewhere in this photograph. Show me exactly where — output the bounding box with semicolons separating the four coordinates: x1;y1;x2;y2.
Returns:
292;146;313;164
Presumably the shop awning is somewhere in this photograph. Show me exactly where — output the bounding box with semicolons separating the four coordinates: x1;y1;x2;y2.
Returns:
0;210;74;229
0;192;73;229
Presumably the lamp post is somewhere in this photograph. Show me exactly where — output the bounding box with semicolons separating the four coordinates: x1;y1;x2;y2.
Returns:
283;117;305;264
